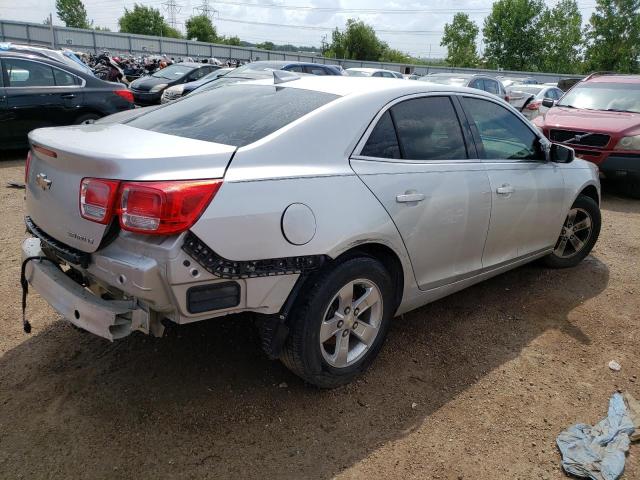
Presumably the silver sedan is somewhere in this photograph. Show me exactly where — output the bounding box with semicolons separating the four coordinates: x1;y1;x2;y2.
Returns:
22;76;601;387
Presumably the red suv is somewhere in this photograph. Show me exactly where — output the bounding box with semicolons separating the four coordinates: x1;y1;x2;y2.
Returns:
534;74;640;197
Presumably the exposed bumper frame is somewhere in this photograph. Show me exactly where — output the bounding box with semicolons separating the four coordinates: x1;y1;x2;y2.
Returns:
22;237;141;341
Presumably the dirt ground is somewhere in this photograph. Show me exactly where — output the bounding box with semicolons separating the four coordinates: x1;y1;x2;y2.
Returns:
0;150;638;480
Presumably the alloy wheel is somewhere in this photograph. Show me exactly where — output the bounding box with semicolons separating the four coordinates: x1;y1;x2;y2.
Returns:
554;207;593;258
319;279;384;368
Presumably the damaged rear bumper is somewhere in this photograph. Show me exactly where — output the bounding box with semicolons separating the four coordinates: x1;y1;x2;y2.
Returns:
21;237;149;341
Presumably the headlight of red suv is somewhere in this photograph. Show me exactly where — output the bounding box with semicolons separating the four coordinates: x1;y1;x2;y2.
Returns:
615;135;640;150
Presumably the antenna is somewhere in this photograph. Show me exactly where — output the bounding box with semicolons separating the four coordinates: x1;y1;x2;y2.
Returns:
194;0;218;21
162;0;183;30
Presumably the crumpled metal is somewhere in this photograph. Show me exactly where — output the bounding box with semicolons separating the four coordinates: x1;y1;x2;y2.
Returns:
557;392;639;480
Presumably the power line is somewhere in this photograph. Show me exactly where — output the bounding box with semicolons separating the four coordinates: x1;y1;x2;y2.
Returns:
162;0;182;29
194;0;218;21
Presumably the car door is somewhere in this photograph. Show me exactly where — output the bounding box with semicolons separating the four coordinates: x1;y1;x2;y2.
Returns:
0;59;10;145
2;58;83;145
350;95;493;290
459;95;565;266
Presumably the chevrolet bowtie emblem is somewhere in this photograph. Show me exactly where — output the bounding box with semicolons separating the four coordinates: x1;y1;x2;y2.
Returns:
35;173;52;190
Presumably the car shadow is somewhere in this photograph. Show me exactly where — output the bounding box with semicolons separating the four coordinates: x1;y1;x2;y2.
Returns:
0;255;609;479
601;180;640;214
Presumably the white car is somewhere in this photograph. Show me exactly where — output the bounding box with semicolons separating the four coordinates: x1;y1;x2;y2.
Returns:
346;67;404;79
22;76;600;388
509;84;565;120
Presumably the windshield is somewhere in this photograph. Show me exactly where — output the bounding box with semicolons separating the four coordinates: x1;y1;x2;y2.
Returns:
420;76;467;86
152;64;195;79
558;82;640;113
346;70;371;77
232;62;286;74
127;84;339;146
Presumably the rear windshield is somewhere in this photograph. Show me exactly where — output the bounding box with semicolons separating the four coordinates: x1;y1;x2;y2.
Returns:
127;84;339;146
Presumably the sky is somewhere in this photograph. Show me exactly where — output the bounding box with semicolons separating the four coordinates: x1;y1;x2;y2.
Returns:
0;0;598;58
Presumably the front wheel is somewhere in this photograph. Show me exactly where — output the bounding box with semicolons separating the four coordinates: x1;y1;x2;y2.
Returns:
280;256;395;388
543;194;601;268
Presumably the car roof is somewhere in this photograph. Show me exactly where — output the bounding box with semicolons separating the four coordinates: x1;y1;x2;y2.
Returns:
176;62;205;68
0;49;90;74
241;74;499;99
586;74;640;84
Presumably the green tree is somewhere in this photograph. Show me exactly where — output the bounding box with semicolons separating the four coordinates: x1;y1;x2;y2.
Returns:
118;4;182;38
185;14;217;42
223;35;241;46
482;0;544;70
584;0;640;73
56;0;90;29
538;0;583;73
326;19;387;61
257;41;275;51
441;13;479;67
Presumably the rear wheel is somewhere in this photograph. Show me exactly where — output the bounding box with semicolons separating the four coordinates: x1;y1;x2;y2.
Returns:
280;256;395;388
543;194;601;268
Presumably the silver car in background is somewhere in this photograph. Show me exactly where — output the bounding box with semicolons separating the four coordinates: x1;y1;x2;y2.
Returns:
509;84;565;119
22;76;601;388
346;67;404;78
420;73;510;103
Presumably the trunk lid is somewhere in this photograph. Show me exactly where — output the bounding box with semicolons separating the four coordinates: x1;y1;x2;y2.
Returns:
26;123;236;253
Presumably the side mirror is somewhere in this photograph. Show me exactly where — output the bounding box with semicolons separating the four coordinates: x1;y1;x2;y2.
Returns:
550;143;574;163
542;98;555;108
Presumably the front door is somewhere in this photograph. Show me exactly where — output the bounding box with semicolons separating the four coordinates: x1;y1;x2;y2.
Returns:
1;58;83;144
350;95;492;291
459;95;565;267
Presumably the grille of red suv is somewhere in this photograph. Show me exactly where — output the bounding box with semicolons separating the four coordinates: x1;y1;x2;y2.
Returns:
549;129;610;148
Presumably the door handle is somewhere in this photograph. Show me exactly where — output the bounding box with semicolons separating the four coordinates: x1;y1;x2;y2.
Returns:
396;193;425;203
496;184;515;195
60;93;76;99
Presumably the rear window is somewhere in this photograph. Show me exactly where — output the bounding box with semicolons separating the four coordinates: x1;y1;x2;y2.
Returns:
127;84;339;146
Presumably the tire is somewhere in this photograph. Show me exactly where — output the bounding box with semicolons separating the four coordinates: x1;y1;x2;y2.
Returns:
74;113;101;125
543;194;601;268
280;256;395;388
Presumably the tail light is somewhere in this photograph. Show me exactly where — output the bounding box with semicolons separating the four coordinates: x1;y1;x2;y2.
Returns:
504;95;510;102
80;178;121;224
79;178;222;235
119;180;222;234
25;150;31;183
114;89;134;103
526;101;541;111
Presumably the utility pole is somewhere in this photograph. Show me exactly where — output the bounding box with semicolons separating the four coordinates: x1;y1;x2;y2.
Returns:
162;0;182;30
48;13;54;48
194;0;218;21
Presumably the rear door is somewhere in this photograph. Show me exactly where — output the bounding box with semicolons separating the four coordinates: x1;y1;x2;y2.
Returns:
459;95;565;266
350;94;492;290
2;58;83;144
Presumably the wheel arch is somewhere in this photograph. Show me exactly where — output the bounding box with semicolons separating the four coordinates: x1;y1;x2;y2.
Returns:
335;242;405;312
579;184;600;205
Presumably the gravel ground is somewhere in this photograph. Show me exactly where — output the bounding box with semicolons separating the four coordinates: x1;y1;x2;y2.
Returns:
0;150;638;480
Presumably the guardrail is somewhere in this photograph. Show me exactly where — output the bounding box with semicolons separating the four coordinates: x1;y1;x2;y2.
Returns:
0;19;579;83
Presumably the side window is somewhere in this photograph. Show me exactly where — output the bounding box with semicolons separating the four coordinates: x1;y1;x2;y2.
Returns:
52;67;79;86
305;66;327;75
189;68;207;81
391;96;467;160
360;111;401;159
287;65;305;73
3;59;55;87
382;72;395;78
469;79;484;90
372;72;383;77
484;80;499;95
462;97;542;160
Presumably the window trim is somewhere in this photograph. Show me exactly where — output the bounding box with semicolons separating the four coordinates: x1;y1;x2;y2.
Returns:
352;92;476;164
457;93;549;163
1;57;85;89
